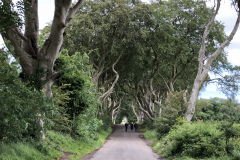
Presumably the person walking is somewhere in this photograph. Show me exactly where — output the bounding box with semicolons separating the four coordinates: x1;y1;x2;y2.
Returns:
130;122;133;131
125;122;129;131
134;122;138;132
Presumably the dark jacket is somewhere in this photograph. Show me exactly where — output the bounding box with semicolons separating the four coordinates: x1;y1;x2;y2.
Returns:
134;123;138;128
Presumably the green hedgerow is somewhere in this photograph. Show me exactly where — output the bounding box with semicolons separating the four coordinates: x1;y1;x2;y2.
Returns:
157;121;240;159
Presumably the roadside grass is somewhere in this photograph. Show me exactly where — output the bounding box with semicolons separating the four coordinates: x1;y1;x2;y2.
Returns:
0;142;51;160
46;128;112;160
0;128;112;160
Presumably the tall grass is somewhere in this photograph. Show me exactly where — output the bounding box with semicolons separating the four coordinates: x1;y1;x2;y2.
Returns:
0;142;51;160
0;128;112;160
46;128;111;159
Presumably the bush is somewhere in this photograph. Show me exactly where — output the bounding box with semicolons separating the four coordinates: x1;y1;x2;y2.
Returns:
157;121;240;159
71;105;102;141
98;108;112;131
144;130;157;141
141;118;154;130
0;52;55;142
51;84;72;133
154;91;186;138
218;121;240;154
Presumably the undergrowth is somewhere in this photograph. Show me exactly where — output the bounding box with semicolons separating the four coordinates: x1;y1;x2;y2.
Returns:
144;121;240;160
0;128;112;160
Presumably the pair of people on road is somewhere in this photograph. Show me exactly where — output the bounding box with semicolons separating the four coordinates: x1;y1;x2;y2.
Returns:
125;122;138;132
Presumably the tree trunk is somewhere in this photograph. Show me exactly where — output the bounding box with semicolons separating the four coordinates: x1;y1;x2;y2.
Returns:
99;54;122;101
1;0;85;139
185;78;202;121
185;1;240;121
1;0;84;96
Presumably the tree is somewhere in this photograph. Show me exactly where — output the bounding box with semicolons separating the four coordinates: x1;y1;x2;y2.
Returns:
184;0;240;121
118;0;228;121
62;0;155;116
0;0;84;97
193;98;240;121
0;50;54;142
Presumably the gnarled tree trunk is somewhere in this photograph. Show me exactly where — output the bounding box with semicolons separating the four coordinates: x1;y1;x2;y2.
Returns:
1;0;84;97
1;0;85;139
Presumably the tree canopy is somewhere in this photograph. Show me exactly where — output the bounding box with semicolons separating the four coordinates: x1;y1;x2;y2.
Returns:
60;0;239;121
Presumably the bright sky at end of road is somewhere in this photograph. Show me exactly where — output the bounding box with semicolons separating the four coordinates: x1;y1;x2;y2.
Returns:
0;0;239;101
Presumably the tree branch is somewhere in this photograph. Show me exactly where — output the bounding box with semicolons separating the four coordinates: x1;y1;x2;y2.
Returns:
99;54;122;101
135;96;154;121
2;28;34;74
65;0;85;26
198;0;221;72
23;0;39;55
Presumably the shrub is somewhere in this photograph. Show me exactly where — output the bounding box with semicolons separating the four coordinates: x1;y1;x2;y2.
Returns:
0;52;55;142
144;130;157;141
154;91;186;138
141;118;154;130
71;105;102;141
51;84;72;133
157;121;240;159
98;108;112;131
54;51;109;139
218;121;240;154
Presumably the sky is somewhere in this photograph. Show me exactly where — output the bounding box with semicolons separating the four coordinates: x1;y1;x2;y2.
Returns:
199;1;240;100
0;0;239;100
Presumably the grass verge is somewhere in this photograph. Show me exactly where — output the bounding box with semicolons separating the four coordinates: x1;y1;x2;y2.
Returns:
0;128;112;160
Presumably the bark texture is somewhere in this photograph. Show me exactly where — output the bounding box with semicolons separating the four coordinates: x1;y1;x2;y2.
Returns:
0;0;85;140
1;0;84;97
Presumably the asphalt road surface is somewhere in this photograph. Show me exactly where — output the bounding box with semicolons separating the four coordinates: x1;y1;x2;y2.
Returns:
90;125;159;160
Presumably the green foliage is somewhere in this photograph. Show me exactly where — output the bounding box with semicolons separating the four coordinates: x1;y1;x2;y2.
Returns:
0;0;26;30
115;99;136;124
98;108;112;130
0;51;55;142
54;50;105;138
154;91;187;138
154;121;240;159
144;130;158;142
140;118;154;130
0;142;52;160
51;84;72;133
54;50;100;120
39;24;51;48
193;98;240;122
0;129;112;160
72;105;102;141
46;129;111;160
218;121;240;154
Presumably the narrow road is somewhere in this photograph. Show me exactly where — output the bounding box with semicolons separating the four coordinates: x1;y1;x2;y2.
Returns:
90;125;159;160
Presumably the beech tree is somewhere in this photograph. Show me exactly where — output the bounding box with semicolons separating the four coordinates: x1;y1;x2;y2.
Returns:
118;0;228;121
0;0;85;97
62;0;155;114
184;0;240;121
